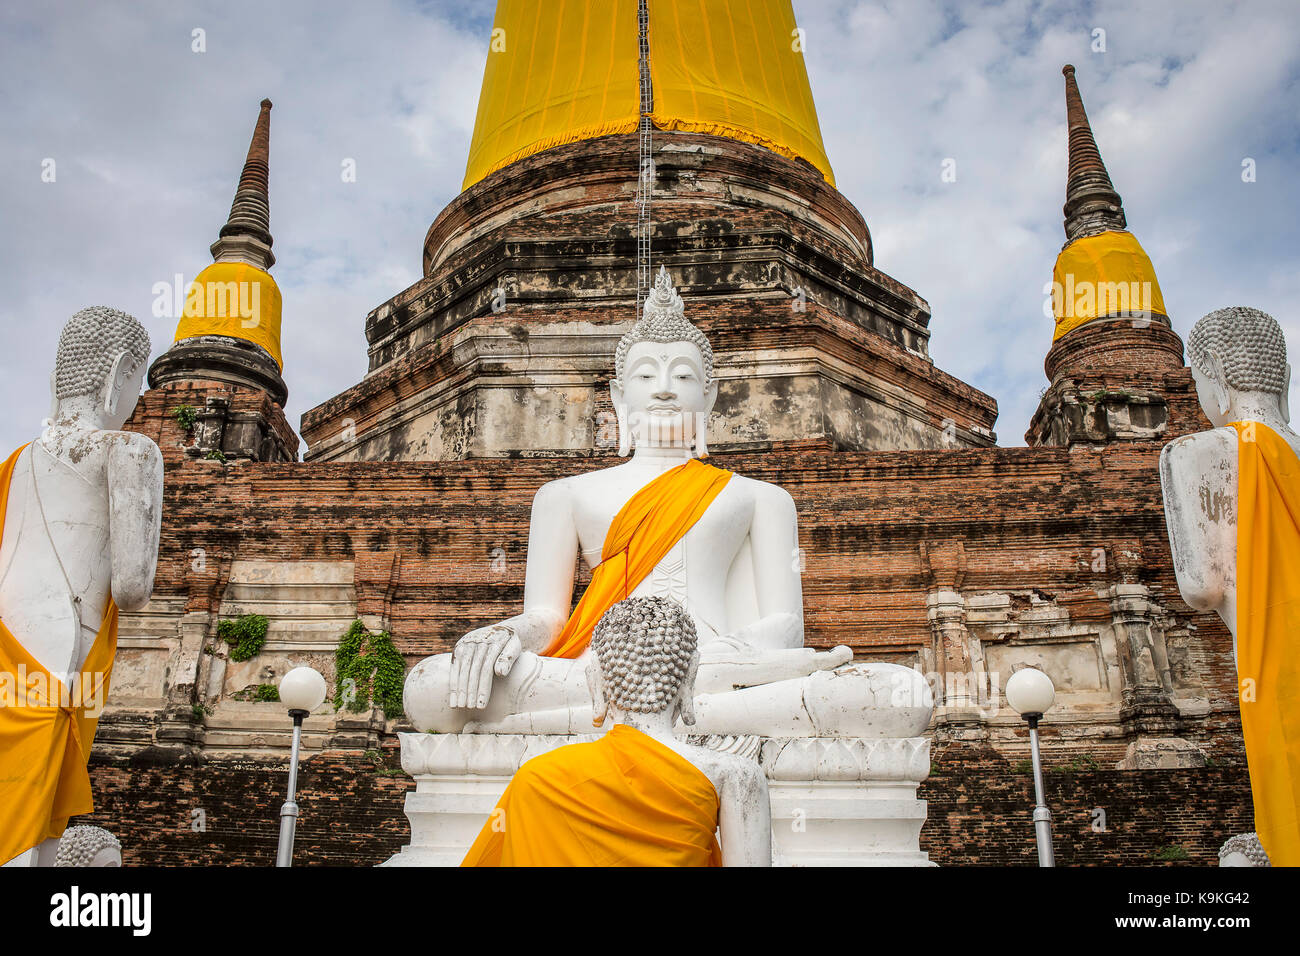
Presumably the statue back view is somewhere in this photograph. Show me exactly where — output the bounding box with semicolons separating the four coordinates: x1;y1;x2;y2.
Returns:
0;306;163;867
1161;305;1300;867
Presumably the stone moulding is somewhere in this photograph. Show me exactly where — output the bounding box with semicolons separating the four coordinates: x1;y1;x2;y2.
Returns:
386;731;932;867
397;731;931;782
761;735;931;782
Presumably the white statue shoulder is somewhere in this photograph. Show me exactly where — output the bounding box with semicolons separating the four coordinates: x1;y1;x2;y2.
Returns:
1159;426;1237;616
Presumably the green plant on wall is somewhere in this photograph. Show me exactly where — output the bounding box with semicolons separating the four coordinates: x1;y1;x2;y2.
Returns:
170;404;198;431
231;683;280;702
218;614;269;662
335;619;405;718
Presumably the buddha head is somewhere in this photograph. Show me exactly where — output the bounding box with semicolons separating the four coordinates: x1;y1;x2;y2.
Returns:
587;595;700;727
1218;832;1270;867
1186;306;1290;426
611;267;717;457
51;306;152;430
54;825;122;867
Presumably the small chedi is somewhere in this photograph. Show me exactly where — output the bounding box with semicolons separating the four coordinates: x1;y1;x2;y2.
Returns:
1160;306;1300;867
0;307;164;867
462;596;770;866
394;269;934;866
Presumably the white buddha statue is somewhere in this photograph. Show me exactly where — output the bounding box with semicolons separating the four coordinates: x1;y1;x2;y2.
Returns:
1161;306;1298;652
404;267;931;737
1160;305;1300;867
461;596;770;866
0;306;164;868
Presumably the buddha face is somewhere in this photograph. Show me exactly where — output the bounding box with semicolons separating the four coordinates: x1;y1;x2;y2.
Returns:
611;339;717;453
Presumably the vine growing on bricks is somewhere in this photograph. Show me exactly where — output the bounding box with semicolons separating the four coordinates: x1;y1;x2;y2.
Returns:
335;620;405;718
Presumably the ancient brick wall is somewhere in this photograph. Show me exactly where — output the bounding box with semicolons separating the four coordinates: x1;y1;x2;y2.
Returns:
922;744;1253;866
126;378;299;465
102;431;1243;759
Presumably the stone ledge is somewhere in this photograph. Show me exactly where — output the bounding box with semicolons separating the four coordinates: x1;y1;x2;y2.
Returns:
398;731;930;783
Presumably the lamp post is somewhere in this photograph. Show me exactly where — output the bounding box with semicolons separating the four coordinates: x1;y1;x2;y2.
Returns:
1005;667;1057;867
276;666;326;867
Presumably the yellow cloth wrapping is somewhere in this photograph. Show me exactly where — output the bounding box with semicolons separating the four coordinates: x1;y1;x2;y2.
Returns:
1231;420;1300;866
462;0;834;191
648;0;834;187
1051;230;1167;340
462;0;641;191
542;457;732;659
0;445;119;865
174;261;284;370
461;723;722;866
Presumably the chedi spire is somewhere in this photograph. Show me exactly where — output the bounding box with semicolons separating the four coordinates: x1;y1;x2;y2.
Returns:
148;97;289;415
215;98;275;267
1061;65;1126;242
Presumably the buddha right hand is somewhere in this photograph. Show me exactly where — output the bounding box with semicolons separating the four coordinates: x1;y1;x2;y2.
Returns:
450;624;522;710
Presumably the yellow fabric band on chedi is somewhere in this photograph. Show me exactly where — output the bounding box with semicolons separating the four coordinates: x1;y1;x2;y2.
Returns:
174;261;284;371
1051;230;1166;341
462;0;834;191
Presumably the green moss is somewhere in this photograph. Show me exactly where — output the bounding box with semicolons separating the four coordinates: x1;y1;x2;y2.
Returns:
170;404;198;431
218;614;269;662
1153;844;1189;862
1049;753;1102;774
334;620;405;718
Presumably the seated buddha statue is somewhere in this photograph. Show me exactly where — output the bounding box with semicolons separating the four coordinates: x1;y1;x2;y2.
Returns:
1160;305;1300;867
404;267;931;737
462;596;770;866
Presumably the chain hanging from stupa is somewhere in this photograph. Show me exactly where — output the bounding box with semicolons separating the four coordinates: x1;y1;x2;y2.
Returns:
635;0;653;321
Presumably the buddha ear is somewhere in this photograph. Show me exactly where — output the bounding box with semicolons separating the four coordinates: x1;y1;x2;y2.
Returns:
586;663;608;728
610;385;631;457
48;370;59;421
1205;349;1232;418
1281;363;1292;424
100;351;132;418
704;378;718;414
677;651;700;727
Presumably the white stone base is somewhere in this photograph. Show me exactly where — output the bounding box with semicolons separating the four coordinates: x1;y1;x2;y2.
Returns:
381;732;932;867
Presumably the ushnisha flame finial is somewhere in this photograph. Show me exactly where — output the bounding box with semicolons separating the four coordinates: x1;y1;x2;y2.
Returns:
615;266;714;384
644;265;685;322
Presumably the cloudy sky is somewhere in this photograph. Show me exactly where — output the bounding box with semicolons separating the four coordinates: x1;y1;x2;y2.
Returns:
2;0;1297;455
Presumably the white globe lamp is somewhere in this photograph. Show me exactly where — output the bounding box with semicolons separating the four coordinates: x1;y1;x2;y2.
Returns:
275;665;326;867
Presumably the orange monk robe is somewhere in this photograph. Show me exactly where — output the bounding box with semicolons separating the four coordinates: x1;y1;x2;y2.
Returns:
542;457;732;659
1231;421;1300;866
0;445;119;865
461;723;722;866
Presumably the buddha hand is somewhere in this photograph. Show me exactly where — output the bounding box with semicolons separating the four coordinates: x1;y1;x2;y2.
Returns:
449;623;522;709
